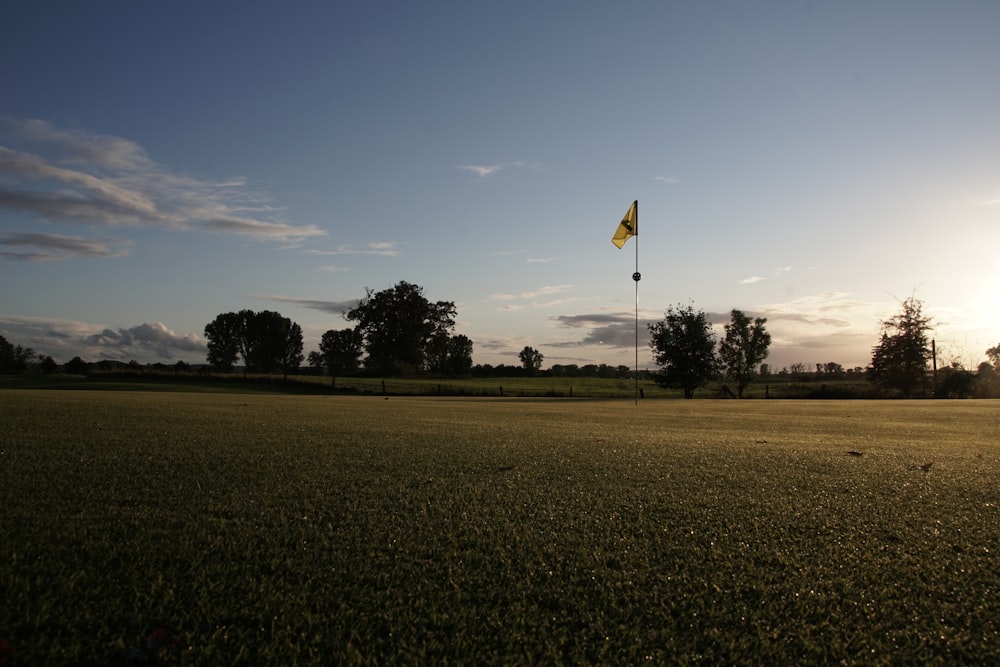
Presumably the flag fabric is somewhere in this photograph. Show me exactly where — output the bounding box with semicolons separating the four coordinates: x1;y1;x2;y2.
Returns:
611;200;637;248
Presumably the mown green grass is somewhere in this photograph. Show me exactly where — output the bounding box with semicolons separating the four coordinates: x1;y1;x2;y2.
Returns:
1;391;998;664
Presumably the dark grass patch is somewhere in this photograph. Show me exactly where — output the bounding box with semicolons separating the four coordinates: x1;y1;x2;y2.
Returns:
1;391;998;664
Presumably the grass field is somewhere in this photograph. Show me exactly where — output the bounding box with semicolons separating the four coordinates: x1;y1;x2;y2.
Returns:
1;390;998;665
0;373;678;399
0;370;874;399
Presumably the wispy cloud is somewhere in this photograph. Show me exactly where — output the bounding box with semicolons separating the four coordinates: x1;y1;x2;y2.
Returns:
305;242;400;257
0;117;323;258
487;285;572;302
0;232;131;261
457;161;541;178
458;164;503;177
750;292;885;367
741;267;791;284
246;295;359;315
487;285;578;311
197;216;321;242
980;197;1000;205
758;292;873;323
653;175;678;184
484;249;553;264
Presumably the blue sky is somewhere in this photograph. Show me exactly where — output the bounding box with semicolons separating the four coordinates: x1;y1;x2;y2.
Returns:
2;1;998;371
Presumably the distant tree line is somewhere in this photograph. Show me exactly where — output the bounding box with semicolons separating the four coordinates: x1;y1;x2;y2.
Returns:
644;296;1000;399
0;335;42;375
0;337;197;377
471;360;636;379
4;285;999;398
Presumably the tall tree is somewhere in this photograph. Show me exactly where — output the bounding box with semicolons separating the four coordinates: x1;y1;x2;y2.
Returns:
205;310;303;376
718;309;771;398
425;331;452;375
0;335;35;375
345;281;457;375
204;312;242;371
245;310;301;375
278;320;304;379
318;328;363;387
236;308;267;375
519;346;544;375
648;304;718;398
868;296;934;398
423;332;474;376
446;334;474;376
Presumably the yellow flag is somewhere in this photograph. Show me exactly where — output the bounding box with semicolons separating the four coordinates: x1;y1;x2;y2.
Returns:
611;200;637;248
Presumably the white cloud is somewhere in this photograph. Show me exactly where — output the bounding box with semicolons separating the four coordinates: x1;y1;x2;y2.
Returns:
487;284;572;301
738;267;790;283
0;117;324;256
749;292;886;368
458;164;503;177
0;314;204;362
457;161;541;178
197;216;323;242
653;175;678;184
532;297;581;308
85;322;204;355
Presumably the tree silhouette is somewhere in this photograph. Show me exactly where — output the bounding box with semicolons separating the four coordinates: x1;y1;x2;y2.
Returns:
205;310;304;376
318;328;363;387
718;309;771;398
868;297;934;398
345;281;457;375
648;303;718;398
518;346;544;375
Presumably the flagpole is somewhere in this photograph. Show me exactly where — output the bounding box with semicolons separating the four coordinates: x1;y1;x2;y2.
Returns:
632;200;640;404
612;199;640;404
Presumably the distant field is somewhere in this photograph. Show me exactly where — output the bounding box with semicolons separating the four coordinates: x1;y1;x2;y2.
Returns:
1;390;998;664
0;372;673;398
0;370;870;399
